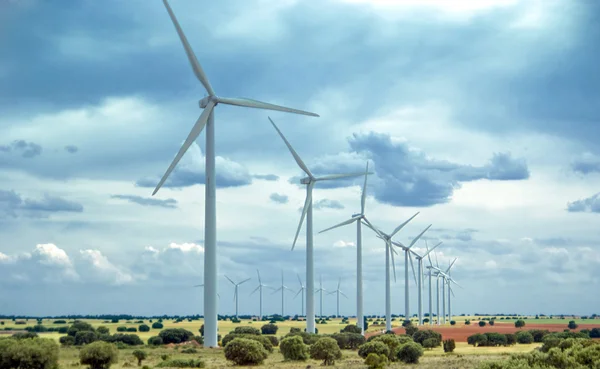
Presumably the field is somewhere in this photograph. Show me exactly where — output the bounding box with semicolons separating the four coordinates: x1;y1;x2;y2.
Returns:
2;316;598;368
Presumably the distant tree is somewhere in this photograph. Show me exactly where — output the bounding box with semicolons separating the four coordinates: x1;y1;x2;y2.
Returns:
488;320;495;326
260;323;278;335
97;326;110;335
138;324;150;332
450;320;456;326
568;321;578;330
465;320;471;325
80;341;118;369
151;322;163;329
479;321;486;327
443;339;456;353
116;327;127;333
132;349;147;366
515;320;525;329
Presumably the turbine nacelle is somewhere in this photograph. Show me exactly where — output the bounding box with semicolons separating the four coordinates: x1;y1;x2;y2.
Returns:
199;96;218;108
300;177;312;185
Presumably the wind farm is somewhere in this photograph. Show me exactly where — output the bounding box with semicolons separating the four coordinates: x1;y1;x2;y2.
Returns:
2;0;598;368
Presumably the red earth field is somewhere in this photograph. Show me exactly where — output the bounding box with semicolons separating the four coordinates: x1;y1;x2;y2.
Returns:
366;323;600;342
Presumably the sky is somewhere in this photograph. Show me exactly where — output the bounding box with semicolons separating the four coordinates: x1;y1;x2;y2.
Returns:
1;0;599;318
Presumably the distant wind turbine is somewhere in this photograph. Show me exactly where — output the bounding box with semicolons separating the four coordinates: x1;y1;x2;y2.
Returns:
314;275;328;318
271;271;291;316
156;0;319;347
225;276;251;318
327;278;348;318
250;270;268;320
293;274;306;317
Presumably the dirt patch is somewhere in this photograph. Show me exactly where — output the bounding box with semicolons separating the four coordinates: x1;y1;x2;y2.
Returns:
366;323;600;342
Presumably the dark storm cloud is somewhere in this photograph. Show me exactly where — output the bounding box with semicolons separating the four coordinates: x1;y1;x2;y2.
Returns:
64;145;79;154
269;193;288;204
0;140;42;158
110;194;178;209
566;193;600;213
571;153;600;175
0;190;83;218
253;174;279;181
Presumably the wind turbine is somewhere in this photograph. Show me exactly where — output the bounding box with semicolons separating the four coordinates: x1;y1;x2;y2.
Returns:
362;213;420;332
390;224;432;323
269;117;369;333
225;276;251;318
193;284;221;299
314;275;328;318
430;255;459;324
293;274;306;317
250;270;268;320
155;0;319;348
442;259;460;323
271;271;291;317
318;163;370;334
327;278;348;318
408;241;442;325
424;245;439;326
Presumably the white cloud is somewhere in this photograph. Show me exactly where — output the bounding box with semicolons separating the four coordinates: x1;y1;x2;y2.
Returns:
333;240;355;248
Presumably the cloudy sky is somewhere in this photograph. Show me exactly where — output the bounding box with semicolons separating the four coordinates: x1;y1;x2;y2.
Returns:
1;0;599;317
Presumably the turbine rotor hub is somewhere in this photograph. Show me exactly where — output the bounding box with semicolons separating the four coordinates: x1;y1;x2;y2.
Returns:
199;95;218;108
300;177;312;185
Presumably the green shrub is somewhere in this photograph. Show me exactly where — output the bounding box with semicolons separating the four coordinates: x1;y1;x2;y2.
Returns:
260;323;278;335
330;332;365;350
180;347;198;354
516;331;534;344
224;338;268;366
310;337;342;366
590;328;600;338
412;329;442;347
423;338;438;349
132;350;147;366
467;333;487;347
505;333;517;346
97;326;110;335
151;322;163;329
358;341;390;359
147;336;163;346
365;353;388;369
158;328;195;344
397;341;424;364
75;331;98;346
233;326;260;335
443;339;455;353
489;320;495;326
221;333;273;352
264;335;278;347
126;328;137;333
155;359;204;368
284;331;320;345
529;329;551;342
12;332;38;339
341;324;362;334
404;323;419;336
450;320;456;326
60;335;76;346
79;341;119;369
0;337;59;369
568;320;578;330
279;335;309;361
138;325;150;333
479;320;486;327
514;319;525;329
116;326;127;332
371;334;402;360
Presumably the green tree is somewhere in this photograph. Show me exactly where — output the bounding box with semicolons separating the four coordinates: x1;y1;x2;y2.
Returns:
132;350;147;366
309;337;342;366
260;323;278;335
514;319;525;329
279;335;309;361
0;337;59;369
224;338;268;366
568;320;578;330
138;324;150;332
479;320;487;327
80;341;119;369
365;353;388;369
397;341;424;364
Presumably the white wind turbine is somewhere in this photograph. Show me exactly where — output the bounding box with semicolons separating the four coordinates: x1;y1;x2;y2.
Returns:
155;0;319;347
362;213;420;332
269;117;370;333
293;274;306;317
193;284;221;300
430;255;459;324
327;278;348;318
314;275;328;318
250;270;268;320
225;276;251;318
271;271;291;317
424;245;439;326
318;163;370;334
408;241;442;325
441;259;460;324
390;225;432;323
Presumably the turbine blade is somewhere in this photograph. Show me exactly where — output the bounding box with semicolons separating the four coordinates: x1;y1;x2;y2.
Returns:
450;279;462;289
361;162;369;214
271;287;282;294
408;224;432;248
450;286;456;298
362;217;385;238
340;291;348;298
225;275;235;285
423;241;442;259
219;98;319;117
390;212;420;237
315;172;371;181
193;284;203;287
426;241;433;267
446;257;458;273
268;117;312;177
409;253;418;285
162;0;215;96
152;102;215;196
239;278;251;285
250;286;260;295
389;241;397;283
257;269;261;284
318;217;356;234
292;181;314;250
293;289;302;298
297;273;303;287
327;291;336;295
434;249;439;268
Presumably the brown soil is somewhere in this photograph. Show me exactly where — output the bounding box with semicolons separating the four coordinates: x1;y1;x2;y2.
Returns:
366;323;600;342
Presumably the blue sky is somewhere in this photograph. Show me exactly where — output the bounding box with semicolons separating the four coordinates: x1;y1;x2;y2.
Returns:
1;0;599;317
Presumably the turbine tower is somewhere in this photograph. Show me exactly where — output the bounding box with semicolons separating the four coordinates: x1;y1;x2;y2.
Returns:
362;213;420;332
314;275;328;318
250;270;268;320
155;0;318;347
318;163;371;334
225;276;251;318
271;271;291;316
390;225;432;323
293;274;306;317
408;241;442;325
327;278;348;318
269;117;369;333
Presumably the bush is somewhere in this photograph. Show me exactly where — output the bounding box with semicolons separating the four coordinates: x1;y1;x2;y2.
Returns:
155;359;204;368
479;320;486;327
467;333;487;347
505;333;517;346
132;350;147;366
116;326;127;332
138;324;150;333
0;337;59;369
148;336;163;346
101;334;143;346
371;334;402;360
60;335;76;346
443;339;455;353
529;329;551;342
310;337;342;366
260;323;278;335
489;320;495;326
365;353;388;369
397;341;424;364
264;335;278;347
75;331;98;346
233;326;261;335
450;320;456;326
180;348;197;354
284;331;320;345
221;333;273;352
224;338;268;366
80;341;119;369
423;338;438;349
97;326;110;335
12;332;38;339
465;319;471;325
330;332;365;350
404;323;419;336
341;324;362;334
514;319;525;328
568;320;578;330
279;335;309;361
516;331;534;344
151;322;163;329
412;329;442;347
68;321;95;337
358;341;390;359
158;328;195;344
590;328;600;338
